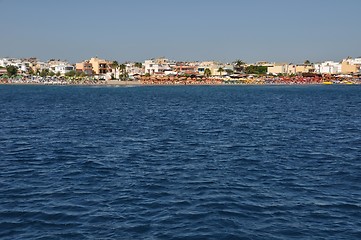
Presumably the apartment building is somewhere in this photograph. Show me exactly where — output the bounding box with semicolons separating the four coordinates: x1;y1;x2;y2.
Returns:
76;61;93;75
314;61;342;74
0;58;28;72
173;62;198;75
50;64;75;75
47;60;74;75
341;58;361;74
89;57;111;75
267;63;288;75
144;58;174;75
125;63;144;77
268;63;315;75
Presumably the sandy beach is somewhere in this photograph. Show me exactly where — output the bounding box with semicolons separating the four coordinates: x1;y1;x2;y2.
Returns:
1;75;360;86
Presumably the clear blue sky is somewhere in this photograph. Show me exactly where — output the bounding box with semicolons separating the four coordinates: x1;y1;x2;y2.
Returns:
1;0;360;63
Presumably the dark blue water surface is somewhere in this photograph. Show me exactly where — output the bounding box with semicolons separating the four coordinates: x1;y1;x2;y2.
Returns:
1;85;361;239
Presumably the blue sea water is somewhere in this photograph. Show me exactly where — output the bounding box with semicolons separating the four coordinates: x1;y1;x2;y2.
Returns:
0;85;361;240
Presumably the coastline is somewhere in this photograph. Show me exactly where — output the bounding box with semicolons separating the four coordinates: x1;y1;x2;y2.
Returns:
1;77;360;87
1;82;359;87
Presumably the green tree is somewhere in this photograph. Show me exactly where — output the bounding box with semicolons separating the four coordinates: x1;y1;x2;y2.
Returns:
204;68;212;77
56;71;61;77
6;65;18;77
118;63;128;80
225;69;234;75
111;61;119;79
65;70;77;77
134;62;143;68
304;60;311;65
217;67;224;76
75;71;84;77
233;59;246;73
245;65;267;75
27;67;34;75
40;69;50;77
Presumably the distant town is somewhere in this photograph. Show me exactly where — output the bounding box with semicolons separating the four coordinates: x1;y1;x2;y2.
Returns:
1;56;361;85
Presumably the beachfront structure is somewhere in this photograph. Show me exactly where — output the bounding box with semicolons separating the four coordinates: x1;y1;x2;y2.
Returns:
0;58;16;68
18;62;29;72
267;63;288;75
144;58;175;75
314;61;342;74
266;63;302;75
33;62;50;72
125;63;144;77
294;65;315;74
48;59;68;66
89;57;111;75
197;61;231;76
76;61;93;75
48;60;73;75
173;62;198;75
268;63;315;75
350;57;361;65
0;58;9;67
341;58;361;74
0;58;28;72
50;64;75;75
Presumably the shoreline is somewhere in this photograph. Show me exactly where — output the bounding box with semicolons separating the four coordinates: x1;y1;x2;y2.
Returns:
0;82;360;87
1;76;360;87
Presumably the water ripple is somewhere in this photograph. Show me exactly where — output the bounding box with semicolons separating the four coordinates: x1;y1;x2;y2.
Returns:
1;85;361;239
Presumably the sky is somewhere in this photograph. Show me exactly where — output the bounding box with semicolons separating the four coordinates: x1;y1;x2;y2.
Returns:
0;0;360;64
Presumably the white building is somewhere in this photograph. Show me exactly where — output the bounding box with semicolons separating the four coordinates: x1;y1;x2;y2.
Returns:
314;61;341;74
0;58;28;72
126;63;144;77
345;57;361;65
50;64;74;75
144;58;174;75
0;58;11;67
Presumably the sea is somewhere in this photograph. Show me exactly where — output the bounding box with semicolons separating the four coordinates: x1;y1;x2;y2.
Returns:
1;85;361;240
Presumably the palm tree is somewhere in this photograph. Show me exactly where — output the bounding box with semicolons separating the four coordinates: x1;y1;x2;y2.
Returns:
217;67;224;76
204;68;211;77
111;61;119;79
233;59;246;73
118;63;128;80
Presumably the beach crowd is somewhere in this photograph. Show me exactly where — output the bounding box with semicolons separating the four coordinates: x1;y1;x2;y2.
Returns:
1;75;360;86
